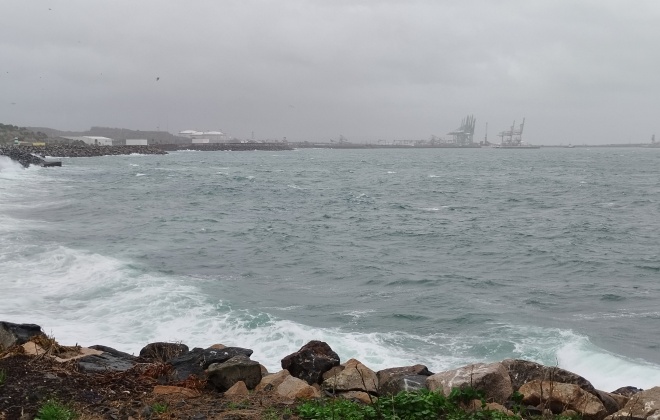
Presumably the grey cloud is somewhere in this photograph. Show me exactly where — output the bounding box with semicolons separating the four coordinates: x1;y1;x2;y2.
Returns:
1;0;659;144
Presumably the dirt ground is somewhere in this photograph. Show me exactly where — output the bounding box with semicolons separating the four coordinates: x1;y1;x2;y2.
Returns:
0;353;300;420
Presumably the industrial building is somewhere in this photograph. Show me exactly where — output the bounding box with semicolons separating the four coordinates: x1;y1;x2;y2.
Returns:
178;130;228;143
62;136;114;146
125;139;148;146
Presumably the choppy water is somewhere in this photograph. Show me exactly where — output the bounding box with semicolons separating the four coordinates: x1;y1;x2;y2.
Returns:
1;147;659;391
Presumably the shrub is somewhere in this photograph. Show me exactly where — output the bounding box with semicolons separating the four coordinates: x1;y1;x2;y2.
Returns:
35;399;77;420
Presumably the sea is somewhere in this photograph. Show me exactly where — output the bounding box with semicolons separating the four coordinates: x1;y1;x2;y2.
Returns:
1;147;659;391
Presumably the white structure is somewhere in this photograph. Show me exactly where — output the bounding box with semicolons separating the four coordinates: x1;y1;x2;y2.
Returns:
126;139;148;146
63;136;114;146
179;130;228;143
192;138;210;144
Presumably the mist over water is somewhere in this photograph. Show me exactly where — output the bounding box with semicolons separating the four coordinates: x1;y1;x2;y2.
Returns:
2;148;660;391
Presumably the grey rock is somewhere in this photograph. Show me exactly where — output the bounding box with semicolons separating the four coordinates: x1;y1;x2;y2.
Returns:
139;342;189;362
377;364;432;396
597;390;623;415
78;351;137;373
207;355;262;391
167;346;254;382
89;345;137;360
611;386;643;397
607;387;660;420
0;321;44;350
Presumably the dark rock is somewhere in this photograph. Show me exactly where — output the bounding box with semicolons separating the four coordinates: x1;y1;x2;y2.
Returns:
281;340;340;385
377;364;432;395
89;345;137;360
139;342;189;362
502;359;597;396
611;386;644;397
167;346;254;382
0;321;44;350
41;161;62;167
207;355;262;391
596;390;622;415
77;351;137;373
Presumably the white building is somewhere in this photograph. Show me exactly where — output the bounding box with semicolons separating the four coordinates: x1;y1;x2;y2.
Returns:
63;136;114;146
179;130;228;143
126;139;148;146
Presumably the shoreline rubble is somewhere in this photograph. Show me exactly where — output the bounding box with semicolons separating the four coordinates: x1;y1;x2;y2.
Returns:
1;321;657;420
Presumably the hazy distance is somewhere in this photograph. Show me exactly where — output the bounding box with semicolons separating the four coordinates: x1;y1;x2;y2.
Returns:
1;1;659;145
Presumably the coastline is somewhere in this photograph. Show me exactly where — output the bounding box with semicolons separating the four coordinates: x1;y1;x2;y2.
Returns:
1;321;657;420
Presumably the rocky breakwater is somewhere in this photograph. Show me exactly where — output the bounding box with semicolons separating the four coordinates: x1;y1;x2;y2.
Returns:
158;142;294;152
0;321;657;420
0;146;48;168
0;144;167;167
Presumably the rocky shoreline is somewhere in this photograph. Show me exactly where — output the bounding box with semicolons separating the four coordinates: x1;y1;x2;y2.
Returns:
1;321;658;420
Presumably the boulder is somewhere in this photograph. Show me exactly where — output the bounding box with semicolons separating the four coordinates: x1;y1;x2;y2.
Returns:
503;359;597;396
322;365;345;382
139;342;189;362
518;380;607;420
168;346;255;382
77;350;138;373
321;359;378;395
596;390;624;415
256;370;292;392
207;355;262;392
605;387;660;420
611;386;644;397
377;364;432;396
276;375;321;399
426;362;513;404
22;341;47;356
606;393;630;411
484;402;515;416
0;321;44;350
225;381;250;397
281;340;340;385
340;391;375;404
89;345;137;360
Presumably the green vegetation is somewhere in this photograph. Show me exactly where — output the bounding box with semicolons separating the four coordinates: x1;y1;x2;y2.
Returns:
151;402;168;414
0;122;47;144
0;368;6;386
296;387;550;420
262;407;294;419
35;399;77;420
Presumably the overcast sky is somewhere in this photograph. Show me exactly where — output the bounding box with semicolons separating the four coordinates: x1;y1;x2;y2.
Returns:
1;1;659;144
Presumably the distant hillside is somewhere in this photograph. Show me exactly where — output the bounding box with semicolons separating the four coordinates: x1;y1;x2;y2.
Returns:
0;123;47;144
27;126;189;144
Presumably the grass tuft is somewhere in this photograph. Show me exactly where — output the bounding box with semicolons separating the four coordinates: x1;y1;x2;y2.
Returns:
151;402;168;414
35;399;77;420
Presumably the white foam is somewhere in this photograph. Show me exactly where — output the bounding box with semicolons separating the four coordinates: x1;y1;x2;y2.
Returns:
3;242;660;387
0;156;26;178
558;339;660;390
